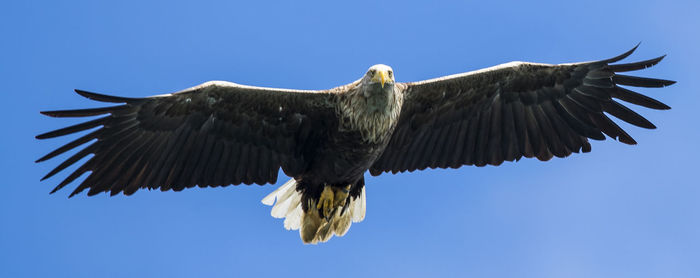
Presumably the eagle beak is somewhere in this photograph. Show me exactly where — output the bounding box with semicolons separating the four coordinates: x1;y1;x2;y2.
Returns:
380;71;387;88
372;70;389;88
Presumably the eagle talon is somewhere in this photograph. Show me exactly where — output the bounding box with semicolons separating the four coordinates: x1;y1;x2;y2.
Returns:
318;185;335;220
316;184;353;220
333;184;351;208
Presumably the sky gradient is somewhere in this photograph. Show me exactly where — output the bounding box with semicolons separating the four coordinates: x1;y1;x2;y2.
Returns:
2;0;699;277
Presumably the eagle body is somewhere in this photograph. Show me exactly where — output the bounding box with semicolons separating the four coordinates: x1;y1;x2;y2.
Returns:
310;76;402;180
37;46;674;244
292;68;405;242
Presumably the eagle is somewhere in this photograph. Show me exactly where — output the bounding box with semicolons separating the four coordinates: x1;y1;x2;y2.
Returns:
37;45;674;244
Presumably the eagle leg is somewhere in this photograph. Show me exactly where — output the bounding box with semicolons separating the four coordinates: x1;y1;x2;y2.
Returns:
333;184;351;210
317;185;334;220
317;184;351;220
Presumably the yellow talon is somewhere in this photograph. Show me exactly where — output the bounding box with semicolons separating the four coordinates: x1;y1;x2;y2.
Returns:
318;185;334;219
333;184;351;208
316;184;352;220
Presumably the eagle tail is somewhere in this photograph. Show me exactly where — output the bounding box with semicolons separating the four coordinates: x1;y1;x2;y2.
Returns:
261;179;366;244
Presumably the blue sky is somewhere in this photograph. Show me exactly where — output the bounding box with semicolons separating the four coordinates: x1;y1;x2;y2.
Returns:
2;0;699;277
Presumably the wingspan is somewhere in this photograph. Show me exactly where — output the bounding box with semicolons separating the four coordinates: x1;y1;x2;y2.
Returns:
37;82;338;197
370;45;674;175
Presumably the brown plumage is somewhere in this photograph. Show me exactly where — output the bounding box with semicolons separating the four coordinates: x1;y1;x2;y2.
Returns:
37;45;674;243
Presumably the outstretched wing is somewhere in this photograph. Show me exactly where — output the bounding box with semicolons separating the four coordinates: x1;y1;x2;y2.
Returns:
37;82;338;197
370;45;674;175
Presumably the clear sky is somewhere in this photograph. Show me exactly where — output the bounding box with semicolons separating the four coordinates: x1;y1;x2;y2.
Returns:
2;0;699;277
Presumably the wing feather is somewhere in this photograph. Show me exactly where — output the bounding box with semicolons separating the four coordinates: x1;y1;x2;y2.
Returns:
611;86;670;110
463;112;480;165
500;101;519;162
487;96;504;165
511;101;533;158
450;119;470;168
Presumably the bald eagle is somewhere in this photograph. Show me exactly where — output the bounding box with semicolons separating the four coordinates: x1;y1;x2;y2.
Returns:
37;45;673;243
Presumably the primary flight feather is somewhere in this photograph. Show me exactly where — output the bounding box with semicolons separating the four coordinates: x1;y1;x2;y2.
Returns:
37;45;674;244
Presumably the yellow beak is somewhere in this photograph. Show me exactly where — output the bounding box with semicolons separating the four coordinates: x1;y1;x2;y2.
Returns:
372;70;389;88
380;71;387;88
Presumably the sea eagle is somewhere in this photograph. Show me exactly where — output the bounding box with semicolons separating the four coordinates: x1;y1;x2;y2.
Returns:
37;45;674;244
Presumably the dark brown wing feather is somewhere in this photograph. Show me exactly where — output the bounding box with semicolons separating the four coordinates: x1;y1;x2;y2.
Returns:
370;45;674;175
37;82;338;197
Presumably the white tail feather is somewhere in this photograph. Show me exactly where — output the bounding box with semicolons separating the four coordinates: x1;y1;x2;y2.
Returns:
261;178;295;206
261;178;367;244
351;187;366;222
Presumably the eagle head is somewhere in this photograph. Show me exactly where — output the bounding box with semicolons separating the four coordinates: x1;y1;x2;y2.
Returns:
362;64;395;97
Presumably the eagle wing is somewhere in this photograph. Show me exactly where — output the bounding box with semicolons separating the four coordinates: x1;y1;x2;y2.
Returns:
370;46;674;175
37;82;338;197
